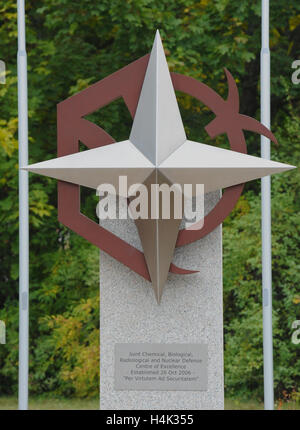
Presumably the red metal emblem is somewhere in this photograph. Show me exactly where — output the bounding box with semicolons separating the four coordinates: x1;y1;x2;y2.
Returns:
57;54;277;280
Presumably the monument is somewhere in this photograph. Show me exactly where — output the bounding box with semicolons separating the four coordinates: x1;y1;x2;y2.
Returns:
24;31;294;410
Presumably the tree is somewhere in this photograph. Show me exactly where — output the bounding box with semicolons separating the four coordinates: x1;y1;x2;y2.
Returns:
0;0;299;399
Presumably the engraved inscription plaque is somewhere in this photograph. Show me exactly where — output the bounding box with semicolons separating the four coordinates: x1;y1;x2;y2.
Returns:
115;343;208;391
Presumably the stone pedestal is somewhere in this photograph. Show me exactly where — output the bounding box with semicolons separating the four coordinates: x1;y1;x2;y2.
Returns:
100;191;224;410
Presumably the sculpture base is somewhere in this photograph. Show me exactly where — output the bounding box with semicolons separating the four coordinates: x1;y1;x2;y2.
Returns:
100;192;224;410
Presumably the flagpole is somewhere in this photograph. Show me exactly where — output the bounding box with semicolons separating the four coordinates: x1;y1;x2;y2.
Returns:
261;0;274;410
17;0;29;410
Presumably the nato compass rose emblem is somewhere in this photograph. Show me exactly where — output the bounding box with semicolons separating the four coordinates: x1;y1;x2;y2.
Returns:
25;31;295;302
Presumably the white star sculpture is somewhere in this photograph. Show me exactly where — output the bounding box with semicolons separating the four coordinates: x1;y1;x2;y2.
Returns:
25;31;294;302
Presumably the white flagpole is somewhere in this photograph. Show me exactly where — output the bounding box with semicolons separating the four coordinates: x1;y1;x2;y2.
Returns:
17;0;29;410
261;0;274;410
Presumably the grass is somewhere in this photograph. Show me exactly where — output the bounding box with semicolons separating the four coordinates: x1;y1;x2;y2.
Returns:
225;398;300;410
0;396;299;410
0;396;99;410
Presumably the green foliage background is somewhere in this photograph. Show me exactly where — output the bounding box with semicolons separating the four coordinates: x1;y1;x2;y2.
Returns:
0;0;299;400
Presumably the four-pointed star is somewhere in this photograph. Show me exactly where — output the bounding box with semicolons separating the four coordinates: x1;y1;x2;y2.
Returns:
25;31;295;302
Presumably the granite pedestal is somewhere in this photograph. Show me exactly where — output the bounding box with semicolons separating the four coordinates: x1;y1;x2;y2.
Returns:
100;191;224;410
